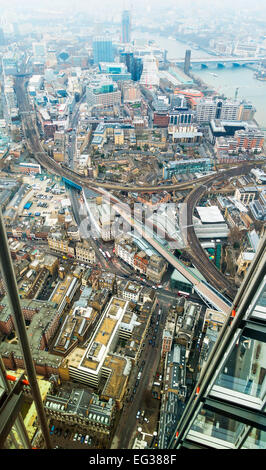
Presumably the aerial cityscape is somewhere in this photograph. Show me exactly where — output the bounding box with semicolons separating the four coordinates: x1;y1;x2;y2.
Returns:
0;0;265;453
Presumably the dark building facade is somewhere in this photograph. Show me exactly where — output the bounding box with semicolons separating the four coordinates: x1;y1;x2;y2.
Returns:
122;10;131;43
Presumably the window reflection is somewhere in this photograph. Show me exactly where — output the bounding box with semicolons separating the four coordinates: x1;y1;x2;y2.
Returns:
215;336;266;399
190;409;244;445
243;429;266;450
4;426;24;449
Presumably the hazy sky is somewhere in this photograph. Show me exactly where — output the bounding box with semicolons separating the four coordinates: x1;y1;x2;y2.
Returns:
0;0;265;19
0;0;265;10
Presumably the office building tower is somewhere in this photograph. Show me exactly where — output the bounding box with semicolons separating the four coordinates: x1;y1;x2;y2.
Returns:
131;57;143;82
12;23;20;38
184;49;191;75
196;99;240;123
120;52;143;82
238;102;256;121
122;10;131;43
140;55;160;87
120;51;134;73
86;77;121;108
32;42;46;63
98;62;131;82
2;55;18;76
168;233;266;449
93;37;114;65
0;27;5;46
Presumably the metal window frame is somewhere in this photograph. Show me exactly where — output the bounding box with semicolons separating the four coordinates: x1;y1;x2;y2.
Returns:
169;234;266;449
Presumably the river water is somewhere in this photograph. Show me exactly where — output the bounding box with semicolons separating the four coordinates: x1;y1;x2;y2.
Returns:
132;32;266;129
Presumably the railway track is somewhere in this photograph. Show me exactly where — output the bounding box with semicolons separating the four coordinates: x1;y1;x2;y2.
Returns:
184;166;252;299
15;76;264;194
15;76;261;302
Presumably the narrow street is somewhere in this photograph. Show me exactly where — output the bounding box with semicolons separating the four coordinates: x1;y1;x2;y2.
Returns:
111;304;166;449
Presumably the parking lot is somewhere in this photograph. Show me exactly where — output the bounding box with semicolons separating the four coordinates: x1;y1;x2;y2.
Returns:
49;421;94;449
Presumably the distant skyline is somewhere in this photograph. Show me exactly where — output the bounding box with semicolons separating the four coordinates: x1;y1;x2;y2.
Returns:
0;0;265;15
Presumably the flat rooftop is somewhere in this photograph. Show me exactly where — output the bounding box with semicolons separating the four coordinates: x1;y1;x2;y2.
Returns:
74;297;129;374
196;206;225;224
49;275;75;305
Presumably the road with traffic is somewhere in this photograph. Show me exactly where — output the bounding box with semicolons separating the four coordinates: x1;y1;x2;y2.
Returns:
14;74;261;312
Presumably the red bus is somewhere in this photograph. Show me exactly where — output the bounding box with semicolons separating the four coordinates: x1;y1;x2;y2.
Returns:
177;291;190;299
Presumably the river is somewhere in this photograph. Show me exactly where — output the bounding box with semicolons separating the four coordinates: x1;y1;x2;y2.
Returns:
132;31;266;129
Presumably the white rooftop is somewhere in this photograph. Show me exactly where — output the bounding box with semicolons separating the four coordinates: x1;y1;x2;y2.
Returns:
196;206;225;224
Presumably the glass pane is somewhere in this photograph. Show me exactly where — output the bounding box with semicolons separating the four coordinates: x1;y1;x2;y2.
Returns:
190;408;244;445
250;282;266;320
243;429;266;450
4;425;24;449
215;335;266;399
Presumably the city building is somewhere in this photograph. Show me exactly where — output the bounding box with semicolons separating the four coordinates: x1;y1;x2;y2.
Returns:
163;159;212;179
44;389;115;436
168;124;202;144
237;102;256;121
122;10;131;44
234;187;258;206
146;254;168;283
98;62;131;82
158;343;187;448
86;77;121;109
184;49;191;75
75;241;96;264
169;110;195;126
93;37;114;64
196;99;240;123
234;128;264;153
131;57;143;82
140;55;160;88
122;81;141;103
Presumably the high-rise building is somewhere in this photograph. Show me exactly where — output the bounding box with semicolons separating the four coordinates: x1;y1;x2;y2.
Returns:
32;42;46;63
168;232;266;450
184;49;191;75
93;37;114;64
238;102;256;121
120;51;134;72
196;99;240;123
86;77;121;108
122;10;131;43
0;27;5;46
139;55;160;87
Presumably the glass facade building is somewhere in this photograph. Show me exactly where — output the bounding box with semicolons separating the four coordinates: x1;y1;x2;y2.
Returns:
168;233;266;449
163;158;212;179
93;37;114;65
122;10;131;43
